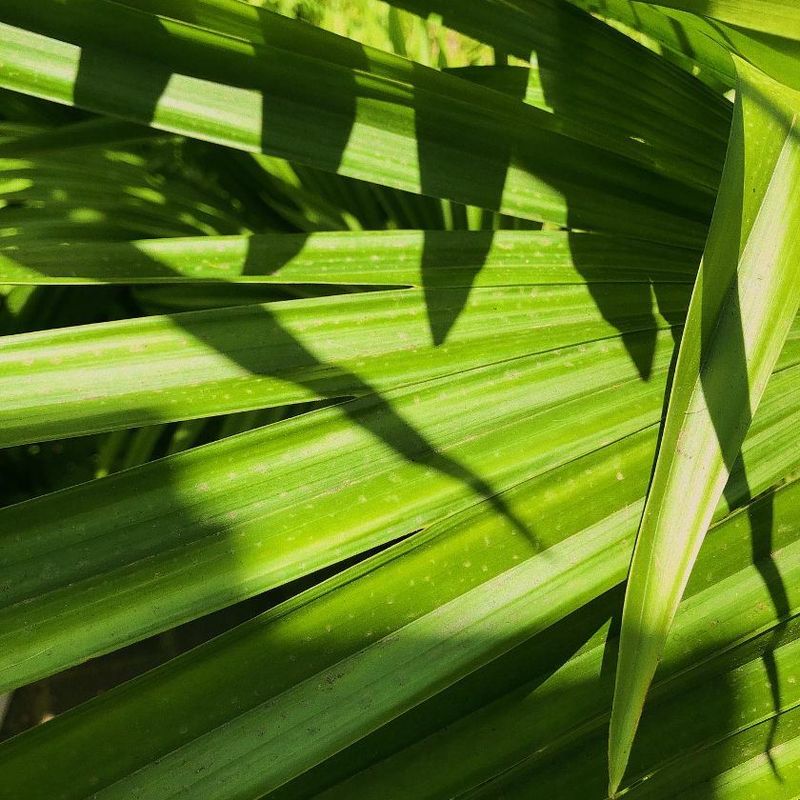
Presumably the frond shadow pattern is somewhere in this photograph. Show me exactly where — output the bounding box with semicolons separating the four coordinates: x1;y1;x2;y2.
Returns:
0;2;794;798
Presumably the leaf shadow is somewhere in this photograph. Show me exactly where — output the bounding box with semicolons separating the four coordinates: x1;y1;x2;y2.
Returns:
3;5;788;798
703;80;799;780
58;3;557;541
0;7;551;700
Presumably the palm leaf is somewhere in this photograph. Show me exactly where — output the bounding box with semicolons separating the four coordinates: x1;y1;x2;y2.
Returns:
3;434;800;798
648;0;800;39
0;2;718;243
609;58;800;793
0;231;694;444
0;2;799;798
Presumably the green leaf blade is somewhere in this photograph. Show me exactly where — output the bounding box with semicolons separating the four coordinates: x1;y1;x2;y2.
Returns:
0;2;719;245
608;60;800;794
649;0;800;41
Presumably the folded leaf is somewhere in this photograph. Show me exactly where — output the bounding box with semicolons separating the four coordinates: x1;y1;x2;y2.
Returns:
641;3;800;92
568;0;736;87
609;59;800;794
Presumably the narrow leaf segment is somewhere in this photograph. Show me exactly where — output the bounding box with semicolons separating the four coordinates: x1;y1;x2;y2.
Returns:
608;59;800;794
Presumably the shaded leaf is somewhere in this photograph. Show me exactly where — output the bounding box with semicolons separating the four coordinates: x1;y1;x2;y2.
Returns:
609;58;800;794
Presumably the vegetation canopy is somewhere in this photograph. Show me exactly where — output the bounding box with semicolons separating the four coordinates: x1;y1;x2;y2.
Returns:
0;1;799;798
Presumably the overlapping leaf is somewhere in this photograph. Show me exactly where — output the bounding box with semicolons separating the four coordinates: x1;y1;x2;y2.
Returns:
2;384;800;798
609;58;800;793
0;0;719;243
0;231;695;444
0;2;799;799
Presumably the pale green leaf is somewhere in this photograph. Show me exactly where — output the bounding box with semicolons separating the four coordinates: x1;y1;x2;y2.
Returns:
2;417;800;799
0;1;717;244
608;59;800;794
649;0;800;40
